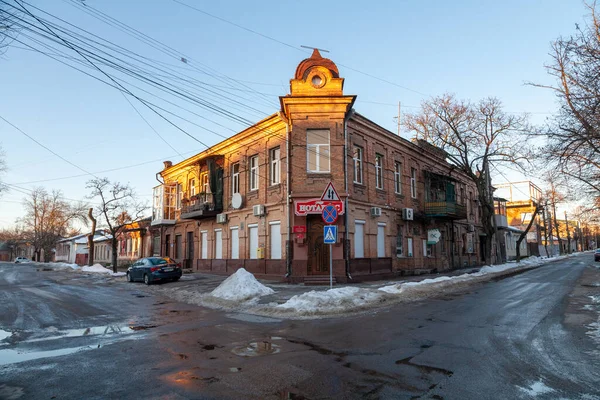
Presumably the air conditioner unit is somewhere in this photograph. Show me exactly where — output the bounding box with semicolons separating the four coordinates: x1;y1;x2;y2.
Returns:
370;207;382;217
468;224;475;232
253;204;266;217
216;213;227;224
402;208;414;221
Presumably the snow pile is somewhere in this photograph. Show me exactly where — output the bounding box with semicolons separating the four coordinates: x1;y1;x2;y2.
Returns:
276;287;385;315
48;262;80;270
209;268;274;302
80;264;125;277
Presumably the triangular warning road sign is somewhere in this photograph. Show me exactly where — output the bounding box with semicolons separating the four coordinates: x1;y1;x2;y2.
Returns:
320;182;340;202
324;226;336;242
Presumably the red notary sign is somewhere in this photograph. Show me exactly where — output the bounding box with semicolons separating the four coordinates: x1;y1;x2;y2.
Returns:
292;226;307;233
295;199;344;216
295;182;345;216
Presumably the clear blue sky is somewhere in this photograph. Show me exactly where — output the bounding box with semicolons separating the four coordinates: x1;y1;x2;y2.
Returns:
0;0;587;229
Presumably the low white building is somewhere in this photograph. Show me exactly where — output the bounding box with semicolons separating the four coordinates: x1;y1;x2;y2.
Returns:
55;234;88;264
503;227;528;261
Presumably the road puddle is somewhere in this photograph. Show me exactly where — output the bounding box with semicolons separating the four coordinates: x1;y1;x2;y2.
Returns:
232;340;280;357
0;346;90;366
27;325;136;342
0;324;150;366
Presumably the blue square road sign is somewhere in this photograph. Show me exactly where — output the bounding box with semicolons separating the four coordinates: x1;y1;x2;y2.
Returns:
323;225;337;244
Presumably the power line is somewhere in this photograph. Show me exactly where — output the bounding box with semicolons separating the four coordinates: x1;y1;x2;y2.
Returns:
0;113;98;179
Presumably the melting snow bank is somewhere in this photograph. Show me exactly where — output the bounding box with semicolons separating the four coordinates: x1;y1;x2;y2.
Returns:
34;261;125;277
155;268;276;310
80;264;126;277
209;268;274;302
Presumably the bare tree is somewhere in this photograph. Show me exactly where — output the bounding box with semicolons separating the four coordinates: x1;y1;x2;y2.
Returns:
404;94;531;264
19;187;88;261
531;2;600;202
0;3;21;56
86;178;147;273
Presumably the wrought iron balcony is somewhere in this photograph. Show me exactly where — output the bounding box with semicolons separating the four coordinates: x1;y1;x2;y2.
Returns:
424;201;467;220
180;194;222;220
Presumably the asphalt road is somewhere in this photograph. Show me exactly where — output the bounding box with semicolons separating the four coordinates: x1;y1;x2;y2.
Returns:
0;255;599;400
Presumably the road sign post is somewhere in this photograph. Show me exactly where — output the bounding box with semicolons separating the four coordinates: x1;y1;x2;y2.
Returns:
323;225;337;289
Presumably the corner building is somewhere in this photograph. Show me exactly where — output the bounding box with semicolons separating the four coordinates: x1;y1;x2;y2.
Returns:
150;50;484;282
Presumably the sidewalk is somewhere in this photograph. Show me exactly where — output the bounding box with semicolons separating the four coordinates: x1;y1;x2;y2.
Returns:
152;254;586;319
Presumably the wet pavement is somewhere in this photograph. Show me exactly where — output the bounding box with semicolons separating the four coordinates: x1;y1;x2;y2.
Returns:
0;256;599;399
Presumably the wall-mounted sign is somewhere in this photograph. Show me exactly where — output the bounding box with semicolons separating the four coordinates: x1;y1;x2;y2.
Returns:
427;229;441;244
292;226;307;233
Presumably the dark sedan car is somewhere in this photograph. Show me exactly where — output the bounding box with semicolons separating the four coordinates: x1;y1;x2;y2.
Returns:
595;249;600;262
126;257;182;285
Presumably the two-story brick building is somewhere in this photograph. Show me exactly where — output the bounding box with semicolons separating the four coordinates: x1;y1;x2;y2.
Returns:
150;50;484;282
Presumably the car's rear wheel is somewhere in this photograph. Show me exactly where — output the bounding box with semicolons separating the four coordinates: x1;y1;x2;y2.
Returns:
172;277;180;282
127;272;134;282
144;274;151;285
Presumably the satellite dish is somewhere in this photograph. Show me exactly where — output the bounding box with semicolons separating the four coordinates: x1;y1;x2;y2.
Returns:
231;193;243;209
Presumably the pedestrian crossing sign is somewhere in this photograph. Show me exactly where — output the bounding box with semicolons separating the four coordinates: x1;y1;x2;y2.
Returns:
323;225;337;244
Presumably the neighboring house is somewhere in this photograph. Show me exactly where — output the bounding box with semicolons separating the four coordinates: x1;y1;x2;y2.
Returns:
150;50;485;282
56;231;110;266
55;234;88;264
495;181;544;257
0;242;11;261
116;218;152;266
494;197;528;261
92;234;113;265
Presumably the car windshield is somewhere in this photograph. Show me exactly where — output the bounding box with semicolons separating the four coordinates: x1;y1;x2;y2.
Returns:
149;258;169;265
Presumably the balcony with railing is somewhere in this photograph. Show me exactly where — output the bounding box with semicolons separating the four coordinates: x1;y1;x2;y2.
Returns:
180;192;222;220
424;171;468;220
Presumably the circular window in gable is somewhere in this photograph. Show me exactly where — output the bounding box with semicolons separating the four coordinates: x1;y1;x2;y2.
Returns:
310;73;326;88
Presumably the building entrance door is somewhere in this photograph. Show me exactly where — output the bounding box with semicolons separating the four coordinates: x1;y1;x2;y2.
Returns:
307;216;329;275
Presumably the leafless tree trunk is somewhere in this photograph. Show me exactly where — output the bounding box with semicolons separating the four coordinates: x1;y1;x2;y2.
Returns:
516;202;543;262
87;208;96;266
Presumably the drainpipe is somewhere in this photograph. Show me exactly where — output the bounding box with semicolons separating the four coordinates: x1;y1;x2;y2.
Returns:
344;108;355;280
279;111;292;278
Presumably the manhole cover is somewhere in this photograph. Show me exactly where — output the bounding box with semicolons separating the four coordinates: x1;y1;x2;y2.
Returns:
232;341;280;357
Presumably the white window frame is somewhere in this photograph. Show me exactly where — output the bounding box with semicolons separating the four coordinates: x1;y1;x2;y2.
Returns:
307;129;330;173
410;167;417;198
189;178;196;197
202;173;210;195
407;237;414;257
232;163;240;194
354;220;365;258
230;227;239;259
396;226;403;257
250;155;259;191
176;183;182;209
353;146;363;184
269;221;282;259
269;148;280;185
375;154;384;190
200;230;208;259
214;229;222;259
394;162;402;194
377;222;386;257
248;223;259;259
